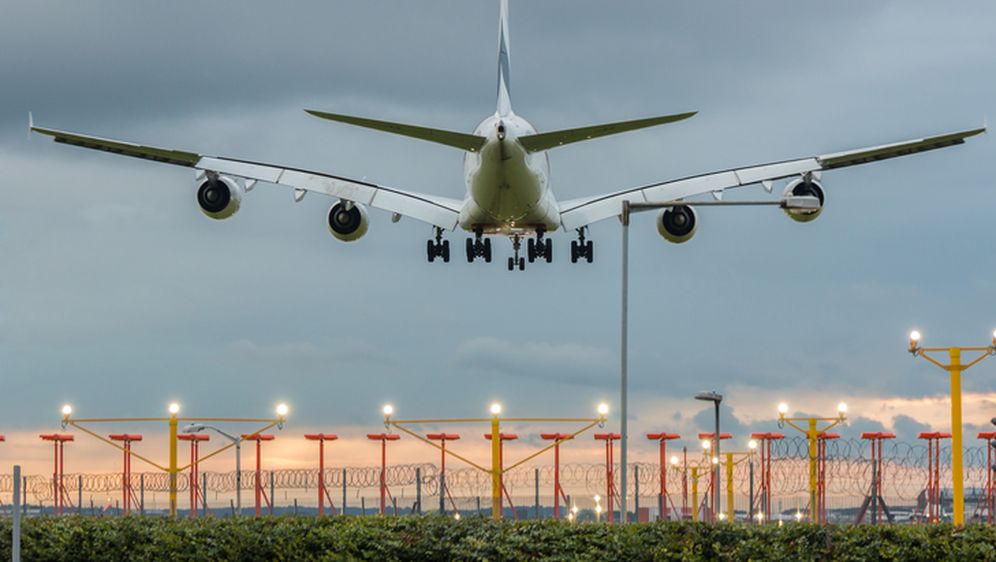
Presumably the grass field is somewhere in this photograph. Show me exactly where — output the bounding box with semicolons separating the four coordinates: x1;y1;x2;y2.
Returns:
3;516;996;561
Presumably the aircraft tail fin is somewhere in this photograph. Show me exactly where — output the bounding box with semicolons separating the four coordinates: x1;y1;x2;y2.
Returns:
496;0;512;116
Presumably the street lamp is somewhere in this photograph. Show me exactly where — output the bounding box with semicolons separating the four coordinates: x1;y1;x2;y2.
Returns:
168;402;180;415
490;402;502;416
619;195;818;524
184;423;243;515
907;328;996;525
695;390;723;521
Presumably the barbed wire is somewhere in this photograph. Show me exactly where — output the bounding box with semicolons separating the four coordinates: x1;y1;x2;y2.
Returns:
2;439;992;506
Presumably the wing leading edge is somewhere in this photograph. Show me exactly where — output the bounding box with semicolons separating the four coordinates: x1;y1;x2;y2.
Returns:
30;124;463;230
558;127;985;231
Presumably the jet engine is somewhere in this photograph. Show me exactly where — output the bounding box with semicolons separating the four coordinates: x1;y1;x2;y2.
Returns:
195;175;242;220
782;178;825;223
327;200;369;242
656;204;697;244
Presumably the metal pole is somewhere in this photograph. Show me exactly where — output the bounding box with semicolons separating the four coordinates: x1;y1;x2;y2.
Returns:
534;468;540;520
749;456;754;524
318;439;325;516
726;452;734;522
950;348;964;526
77;474;83;516
269;470;275;516
491;415;501;519
140;473;145;515
13;465;21;562
714;402;721;520
169;413;178;517
235;440;242;516
202;473;208;513
871;450;878;525
620;201;630;524
634;464;640;522
342;468;347;515
808;419;818;522
416;467;422;515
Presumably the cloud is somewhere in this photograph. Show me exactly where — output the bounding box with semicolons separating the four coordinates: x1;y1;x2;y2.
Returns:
452;336;613;386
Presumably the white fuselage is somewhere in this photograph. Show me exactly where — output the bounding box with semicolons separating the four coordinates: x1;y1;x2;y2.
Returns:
458;114;560;234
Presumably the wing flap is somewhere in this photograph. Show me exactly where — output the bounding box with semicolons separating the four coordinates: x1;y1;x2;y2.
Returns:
818;128;985;169
517;111;696;153
560;126;984;231
32;124;462;230
32;126;201;166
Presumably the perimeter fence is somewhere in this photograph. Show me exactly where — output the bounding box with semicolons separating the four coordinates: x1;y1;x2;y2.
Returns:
2;437;993;521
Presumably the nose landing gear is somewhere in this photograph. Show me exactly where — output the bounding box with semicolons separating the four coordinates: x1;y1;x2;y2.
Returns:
507;235;526;271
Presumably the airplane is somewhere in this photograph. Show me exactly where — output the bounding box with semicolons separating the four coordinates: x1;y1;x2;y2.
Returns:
30;1;985;271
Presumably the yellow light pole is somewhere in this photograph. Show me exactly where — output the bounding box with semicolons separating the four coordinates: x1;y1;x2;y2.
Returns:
384;402;607;520
908;329;996;526
59;403;287;518
777;401;847;522
691;467;699;522
489;402;502;519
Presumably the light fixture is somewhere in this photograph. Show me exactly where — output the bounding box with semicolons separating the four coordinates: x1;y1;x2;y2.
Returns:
61;404;73;417
168;402;180;415
777;402;789;415
276;403;289;418
991;329;996;347
454;513;461;521
712;456;719;465
382;404;394;417
670;455;679;466
702;439;711;450
837;402;848;415
597;403;609;416
748;439;758;451
909;330;922;353
490;402;502;416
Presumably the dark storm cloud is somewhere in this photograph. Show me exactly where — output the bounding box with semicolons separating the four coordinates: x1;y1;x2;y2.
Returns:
0;0;995;437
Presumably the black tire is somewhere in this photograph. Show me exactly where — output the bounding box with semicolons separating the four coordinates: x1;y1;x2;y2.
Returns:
427;240;435;263
518;257;525;271
484;239;493;262
442;240;450;263
544;239;553;263
466;238;475;262
527;238;536;263
570;240;578;263
585;240;594;263
507;257;514;271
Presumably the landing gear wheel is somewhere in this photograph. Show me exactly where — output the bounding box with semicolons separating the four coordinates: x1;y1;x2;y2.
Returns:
518;257;525;271
483;238;492;262
466;238;475;263
527;238;537;263
585;240;593;263
507;257;515;271
544;239;553;263
441;240;450;263
427;240;436;263
570;240;579;263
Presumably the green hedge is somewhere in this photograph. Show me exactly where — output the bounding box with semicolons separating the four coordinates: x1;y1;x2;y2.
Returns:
2;517;996;561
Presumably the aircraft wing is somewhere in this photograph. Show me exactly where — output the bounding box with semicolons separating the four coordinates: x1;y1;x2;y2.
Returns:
29;125;463;230
558;127;985;231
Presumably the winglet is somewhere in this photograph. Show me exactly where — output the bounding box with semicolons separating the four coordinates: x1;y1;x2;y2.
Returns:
27;111;34;140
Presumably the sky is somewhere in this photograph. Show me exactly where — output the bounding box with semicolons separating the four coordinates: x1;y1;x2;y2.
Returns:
1;0;995;475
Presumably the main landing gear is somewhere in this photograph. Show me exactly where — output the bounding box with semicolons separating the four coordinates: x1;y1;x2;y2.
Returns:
570;228;593;263
527;230;553;264
507;235;526;271
465;229;493;263
427;227;450;263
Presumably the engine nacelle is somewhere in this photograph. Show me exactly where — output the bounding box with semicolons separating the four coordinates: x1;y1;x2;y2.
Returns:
656;205;698;244
782;178;825;223
327;201;369;242
196;175;242;220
